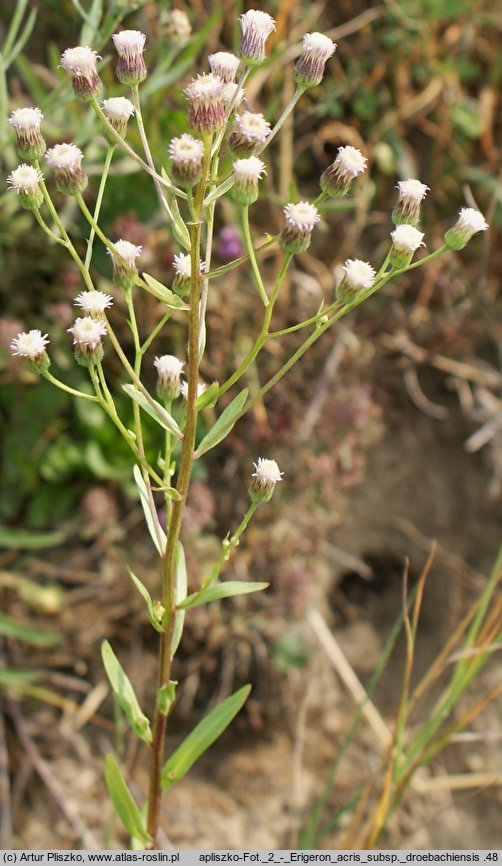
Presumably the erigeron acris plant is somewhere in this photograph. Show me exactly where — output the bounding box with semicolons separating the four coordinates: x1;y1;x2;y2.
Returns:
6;8;488;849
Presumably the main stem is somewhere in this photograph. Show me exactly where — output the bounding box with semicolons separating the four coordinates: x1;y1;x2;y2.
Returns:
146;140;212;843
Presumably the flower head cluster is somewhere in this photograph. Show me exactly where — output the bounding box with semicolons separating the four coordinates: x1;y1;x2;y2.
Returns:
392;178;429;227
154;355;185;401
168;134;204;186
8;107;45;161
102;97;135;140
60;46;102;100
209;51;240;84
445;208;488;251
185;74;225;135
321;146;367;198
109;240;142;290
294;32;336;88
45;143;87;196
7;164;44;210
68;317;107;367
281;202;320;254
390;224;425;268
10;329;50;373
232;156;266;205
74;290;114;318
336;259;376;305
229;111;271;155
249;458;283;503
112;30;147;85
239;10;276;66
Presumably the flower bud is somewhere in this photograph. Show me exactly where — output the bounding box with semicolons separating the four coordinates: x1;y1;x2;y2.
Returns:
60;46;102;101
7;164;44;210
109;239;142;290
444;208;489;251
389;224;425;269
185;74;225;135
8;107;46;162
392;179;429;227
161;9;192;47
229;111;271;155
336;259;376;305
68;317;107;367
249;458;283;503
294;32;336;88
209;51;241;84
10;329;50;374
101;97;135;142
320;146;367;198
280;202;320;254
45;144;87;196
168;134;204;187
239;10;276;66
172;253;205;297
154;355;184;401
112;30;147;85
231;156;266;205
74;290;113;319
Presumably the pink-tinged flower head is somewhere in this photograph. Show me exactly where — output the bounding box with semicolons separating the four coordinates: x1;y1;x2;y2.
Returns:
249;458;283;502
185;73;225;134
392;178;429;226
390;224;425;268
74;290;114;319
10;329;50;373
68;317;107;367
337;259;376;305
445;207;489;251
109;239;142;290
154;355;185;400
168;133;204;186
209;51;241;83
232;156;266;205
7;163;44;210
321;145;367;198
9;107;46;161
102;97;135;141
229;111;271;155
294;32;336;88
112;30;147;84
45;143;87;196
60;46;102;100
281;201;320;254
239;10;276;65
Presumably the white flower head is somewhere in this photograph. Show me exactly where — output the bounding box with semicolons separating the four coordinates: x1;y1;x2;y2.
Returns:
9;107;43;132
168;134;204;186
209;51;241;83
68;317;107;348
320;146;367;198
60;46;102;99
154;355;185;400
221;82;246;110
336;146;367;177
250;458;283;502
233;156;266;181
112;30;147;84
173;252;205;279
7;164;43;192
185;73;225;134
10;329;49;359
391;224;425;252
8;107;46;160
112;239;142;266
154;355;185;378
444;207;489;251
74;290;114;317
342;259;376;290
102;97;135;121
45;143;83;171
185;73;224;106
229;111;270;154
239;10;276;65
393;179;429;227
180;380;207;400
284;201;320;231
397;179;429;201
294;32;337;87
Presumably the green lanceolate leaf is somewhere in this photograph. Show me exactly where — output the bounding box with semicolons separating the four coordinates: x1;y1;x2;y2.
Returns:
179;581;268;610
141;273;190;310
171;541;187;655
0;526;65;549
124;385;183;440
127;568;163;632
132;465;167;557
196;381;219;410
104;754;152;846
194;389;248;458
101;641;152;744
0;613;61;646
0;669;41;687
161;685;251;791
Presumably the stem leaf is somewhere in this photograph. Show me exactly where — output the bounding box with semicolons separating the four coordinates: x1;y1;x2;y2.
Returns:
142;273;190;310
179;581;268;610
104;754;152;846
124;385;183;440
160;685;251;791
127;568;163;632
101;640;152;744
194;388;248;458
133;465;167;557
172;541;187;655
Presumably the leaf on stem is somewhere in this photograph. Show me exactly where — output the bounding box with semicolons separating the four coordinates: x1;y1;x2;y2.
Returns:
101;640;152;744
141;273;190;310
160;685;251;791
194;389;248;458
133;465;167;557
196;381;219;410
124;385;183;440
172;541;187;656
127;568;163;632
104;754;152;846
178;581;268;610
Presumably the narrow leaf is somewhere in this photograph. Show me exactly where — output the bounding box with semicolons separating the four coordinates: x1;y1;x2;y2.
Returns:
0;669;41;687
0;613;61;646
179;581;268;610
104;754;152;846
161;685;251;790
124;385;183;440
133;465;166;557
127;568;163;632
172;541;187;655
195;389;248;458
101;641;152;744
0;526;65;549
196;381;219;410
142;273;189;309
